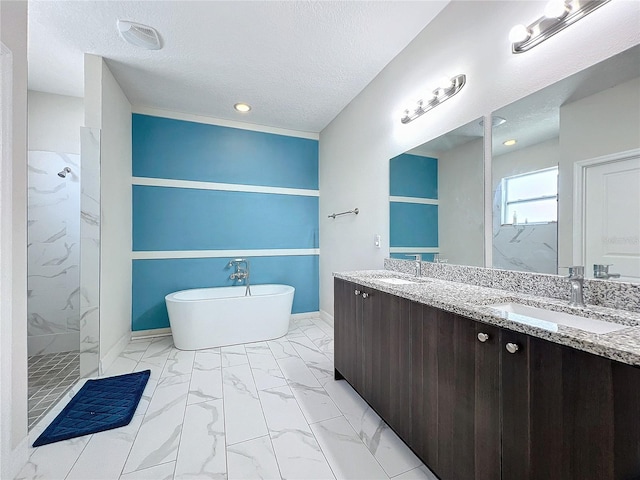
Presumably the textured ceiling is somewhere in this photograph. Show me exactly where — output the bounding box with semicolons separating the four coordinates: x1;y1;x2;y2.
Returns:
28;1;449;133
493;44;640;157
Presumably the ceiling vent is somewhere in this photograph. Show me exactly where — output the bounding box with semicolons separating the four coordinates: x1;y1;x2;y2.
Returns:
117;20;162;50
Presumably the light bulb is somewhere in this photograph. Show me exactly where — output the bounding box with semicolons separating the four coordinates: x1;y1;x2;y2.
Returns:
422;94;436;106
509;24;531;43
435;80;453;99
440;75;454;89
401;105;416;121
503;139;517;146
544;0;570;19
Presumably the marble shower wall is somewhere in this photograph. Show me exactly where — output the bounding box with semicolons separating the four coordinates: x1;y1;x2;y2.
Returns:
492;185;558;274
27;151;80;356
492;223;557;274
79;127;100;377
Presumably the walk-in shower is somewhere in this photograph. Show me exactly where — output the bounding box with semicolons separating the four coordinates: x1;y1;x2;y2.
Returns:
27;152;81;428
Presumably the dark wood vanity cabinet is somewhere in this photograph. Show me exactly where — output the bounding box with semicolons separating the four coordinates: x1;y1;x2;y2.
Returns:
362;285;412;440
333;278;412;438
410;300;501;480
334;277;364;392
334;277;640;480
501;330;640;480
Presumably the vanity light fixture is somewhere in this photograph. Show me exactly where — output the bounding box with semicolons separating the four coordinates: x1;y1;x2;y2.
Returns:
234;103;251;113
401;74;466;124
503;139;517;146
510;0;611;54
544;0;570;19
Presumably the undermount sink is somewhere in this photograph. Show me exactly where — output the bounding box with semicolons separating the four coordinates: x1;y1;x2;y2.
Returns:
376;277;416;285
488;303;628;334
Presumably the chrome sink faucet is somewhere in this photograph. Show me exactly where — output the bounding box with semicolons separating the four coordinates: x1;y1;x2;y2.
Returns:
433;253;448;264
406;254;422;277
228;258;252;296
593;264;621;280
566;266;585;307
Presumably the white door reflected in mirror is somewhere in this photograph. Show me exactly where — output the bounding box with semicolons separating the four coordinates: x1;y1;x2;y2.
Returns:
583;154;640;284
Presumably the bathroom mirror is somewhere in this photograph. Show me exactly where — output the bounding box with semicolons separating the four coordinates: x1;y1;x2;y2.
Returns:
491;44;640;282
389;118;484;266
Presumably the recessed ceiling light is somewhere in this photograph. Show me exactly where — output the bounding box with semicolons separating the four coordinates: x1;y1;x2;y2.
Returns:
234;103;251;113
479;116;507;127
503;139;517;146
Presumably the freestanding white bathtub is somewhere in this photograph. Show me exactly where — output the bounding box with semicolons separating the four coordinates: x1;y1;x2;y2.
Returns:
165;284;295;350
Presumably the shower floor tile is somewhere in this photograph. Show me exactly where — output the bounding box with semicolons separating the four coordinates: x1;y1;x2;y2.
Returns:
28;351;79;430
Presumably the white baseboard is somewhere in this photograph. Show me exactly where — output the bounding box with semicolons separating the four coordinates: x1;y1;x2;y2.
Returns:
7;435;28;480
100;331;131;373
131;327;172;340
291;311;320;320
319;310;334;327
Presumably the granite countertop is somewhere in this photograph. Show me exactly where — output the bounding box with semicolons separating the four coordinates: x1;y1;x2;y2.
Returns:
333;270;640;367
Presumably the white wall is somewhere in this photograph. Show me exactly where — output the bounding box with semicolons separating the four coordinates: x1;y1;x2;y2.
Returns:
79;54;103;376
99;60;133;366
558;76;640;268
438;137;484;266
319;0;640;317
83;55;133;369
492;138;560;190
28;91;83;154
0;0;29;477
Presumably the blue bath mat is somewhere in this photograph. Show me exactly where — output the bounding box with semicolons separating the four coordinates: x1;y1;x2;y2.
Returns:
33;369;150;447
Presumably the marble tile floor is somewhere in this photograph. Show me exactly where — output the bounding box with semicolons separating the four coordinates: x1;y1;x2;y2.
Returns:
28;352;80;430
18;315;438;480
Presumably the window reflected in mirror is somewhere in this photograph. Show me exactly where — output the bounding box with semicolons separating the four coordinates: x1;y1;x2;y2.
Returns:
500;167;558;226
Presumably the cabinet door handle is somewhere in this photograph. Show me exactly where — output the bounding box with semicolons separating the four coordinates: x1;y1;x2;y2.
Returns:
354;290;361;296
505;343;519;354
362;292;369;299
477;332;490;342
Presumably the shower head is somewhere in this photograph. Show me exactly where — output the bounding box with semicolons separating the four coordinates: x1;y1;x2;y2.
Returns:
57;167;72;178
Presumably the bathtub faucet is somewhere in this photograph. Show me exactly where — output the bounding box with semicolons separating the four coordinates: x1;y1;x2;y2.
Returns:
228;258;252;296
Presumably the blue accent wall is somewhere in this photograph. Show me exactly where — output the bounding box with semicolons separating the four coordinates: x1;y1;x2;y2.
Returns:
390;153;438;199
132;256;319;331
133;114;318;189
389;153;439;256
133;186;318;251
131;114;319;331
390;202;438;247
